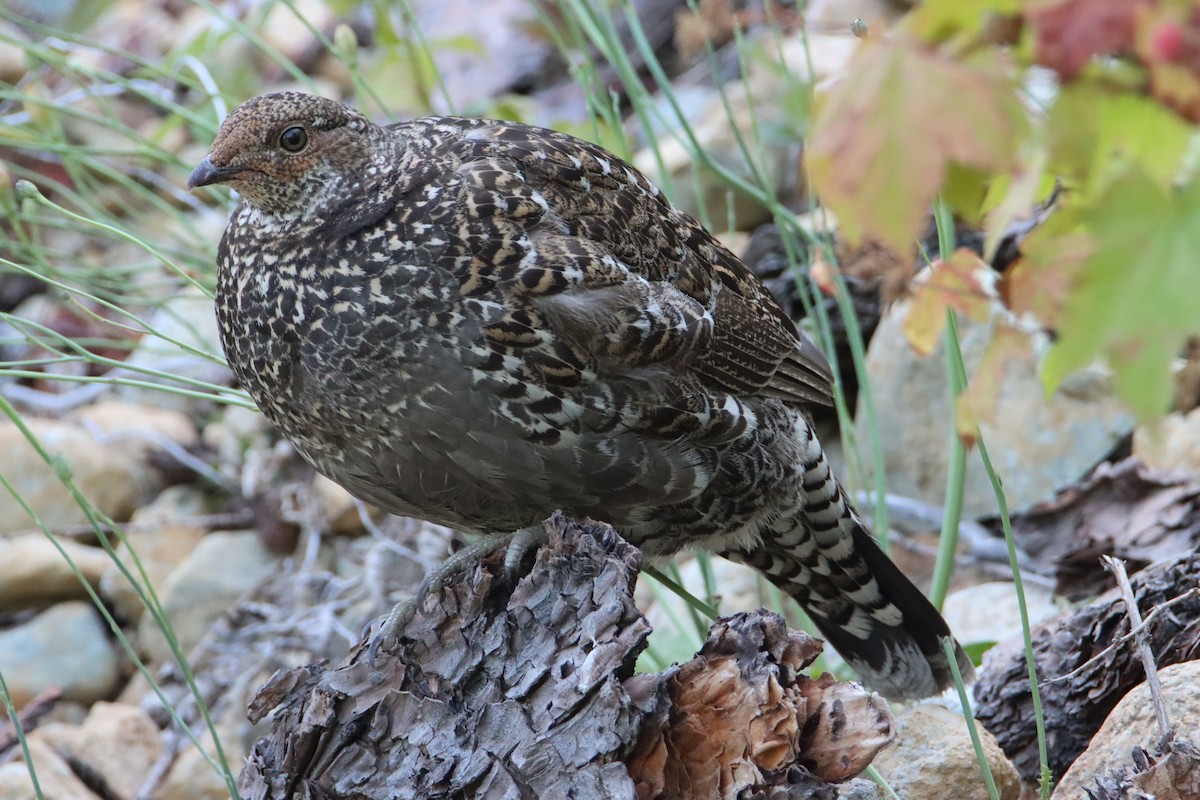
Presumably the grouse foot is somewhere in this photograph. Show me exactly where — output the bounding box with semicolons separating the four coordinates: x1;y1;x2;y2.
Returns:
369;523;549;658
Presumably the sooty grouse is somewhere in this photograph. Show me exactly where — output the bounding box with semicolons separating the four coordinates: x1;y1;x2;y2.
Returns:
190;92;973;700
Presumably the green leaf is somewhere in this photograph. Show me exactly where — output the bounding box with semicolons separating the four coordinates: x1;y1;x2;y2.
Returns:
1048;84;1192;191
1041;167;1200;418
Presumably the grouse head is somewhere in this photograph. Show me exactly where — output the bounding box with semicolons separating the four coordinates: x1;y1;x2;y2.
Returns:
188;92;383;217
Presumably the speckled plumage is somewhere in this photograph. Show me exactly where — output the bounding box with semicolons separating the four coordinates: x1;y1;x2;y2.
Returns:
192;92;972;700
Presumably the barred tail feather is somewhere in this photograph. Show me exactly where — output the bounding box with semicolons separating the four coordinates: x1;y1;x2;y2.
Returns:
726;523;974;700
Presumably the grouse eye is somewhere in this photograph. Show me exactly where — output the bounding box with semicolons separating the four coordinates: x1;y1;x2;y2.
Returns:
278;126;308;153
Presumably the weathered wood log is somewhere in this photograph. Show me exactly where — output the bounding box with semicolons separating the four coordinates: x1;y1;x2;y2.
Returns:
973;552;1200;783
237;513;895;800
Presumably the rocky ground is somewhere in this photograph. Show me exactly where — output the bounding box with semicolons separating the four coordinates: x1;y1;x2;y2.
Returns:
1;0;1199;798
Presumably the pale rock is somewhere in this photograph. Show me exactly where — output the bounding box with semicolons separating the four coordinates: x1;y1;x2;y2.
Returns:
0;417;146;536
805;0;905;32
261;0;333;66
137;530;279;664
1133;407;1200;477
0;22;28;85
408;0;551;117
0;739;101;800
0;403;197;536
855;306;1135;518
67;400;197;450
942;581;1060;657
33;702;161;800
311;473;374;534
0;534;109;609
99;486;209;624
872;703;1021;800
0;602;120;707
1052;660;1200;798
158;712;256;800
112;287;231;413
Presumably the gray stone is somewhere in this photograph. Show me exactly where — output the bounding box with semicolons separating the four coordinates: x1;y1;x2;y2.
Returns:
854;304;1135;518
113;287;231;413
136;530;280;664
942;581;1060;659
0;601;120;707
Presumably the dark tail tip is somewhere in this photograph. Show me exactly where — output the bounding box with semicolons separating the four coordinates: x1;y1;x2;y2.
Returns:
810;525;976;701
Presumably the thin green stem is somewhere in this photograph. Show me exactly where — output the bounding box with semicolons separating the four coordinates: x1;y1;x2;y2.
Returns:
930;198;965;609
944;637;1002;800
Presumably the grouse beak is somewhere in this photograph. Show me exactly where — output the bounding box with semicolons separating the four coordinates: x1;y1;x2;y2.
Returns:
188;157;246;189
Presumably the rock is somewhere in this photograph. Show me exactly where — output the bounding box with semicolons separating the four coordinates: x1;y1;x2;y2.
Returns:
942;581;1059;658
137;530;280;664
0;739;101;800
855;304;1135;518
872;703;1021;800
635;31;858;231
99;486;209;624
111;288;232;413
407;0;554;117
0;22;28;85
33;702;161;800
1051;661;1200;798
311;473;373;534
0;602;120;707
838;777;890;799
0;403;197;536
0;534;110;609
1134;407;1200;476
260;0;332;67
157;714;256;800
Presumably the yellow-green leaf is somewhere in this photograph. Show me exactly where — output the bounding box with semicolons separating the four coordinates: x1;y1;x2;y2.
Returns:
903;249;996;356
1048;83;1192;192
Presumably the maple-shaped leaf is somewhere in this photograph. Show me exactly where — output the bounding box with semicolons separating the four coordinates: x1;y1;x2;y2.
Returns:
903;248;997;356
806;36;1025;254
1038;166;1200;419
957;322;1032;443
1048;82;1193;191
1029;0;1139;80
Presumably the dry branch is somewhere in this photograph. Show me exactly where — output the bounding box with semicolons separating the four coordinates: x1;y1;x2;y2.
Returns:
237;514;895;800
973;552;1200;783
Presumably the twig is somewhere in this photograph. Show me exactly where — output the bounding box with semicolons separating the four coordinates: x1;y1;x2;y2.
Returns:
1100;555;1173;742
0;688;61;759
1040;587;1200;686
